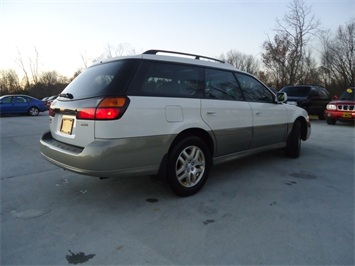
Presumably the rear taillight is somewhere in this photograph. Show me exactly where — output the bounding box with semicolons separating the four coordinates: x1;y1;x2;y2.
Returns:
49;108;55;117
77;97;129;120
76;108;96;119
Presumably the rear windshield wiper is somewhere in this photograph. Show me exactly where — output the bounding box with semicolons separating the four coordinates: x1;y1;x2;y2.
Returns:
58;93;74;99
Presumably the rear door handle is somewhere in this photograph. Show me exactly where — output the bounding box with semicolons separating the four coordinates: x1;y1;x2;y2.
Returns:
206;111;216;115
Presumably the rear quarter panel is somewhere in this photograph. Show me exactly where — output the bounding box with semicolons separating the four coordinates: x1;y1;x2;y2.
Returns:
94;96;211;139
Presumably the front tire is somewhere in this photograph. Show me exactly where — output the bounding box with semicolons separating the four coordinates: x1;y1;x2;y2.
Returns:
28;107;39;116
326;118;336;125
318;113;326;120
285;121;301;158
167;136;211;197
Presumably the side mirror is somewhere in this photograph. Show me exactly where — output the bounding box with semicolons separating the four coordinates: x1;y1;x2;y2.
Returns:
333;95;338;100
276;92;287;103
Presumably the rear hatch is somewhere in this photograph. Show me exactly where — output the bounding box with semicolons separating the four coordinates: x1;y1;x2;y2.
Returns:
49;58;140;147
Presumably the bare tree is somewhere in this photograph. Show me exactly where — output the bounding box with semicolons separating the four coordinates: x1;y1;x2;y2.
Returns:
320;18;355;90
15;48;30;88
220;50;260;76
93;43;136;63
0;69;21;95
15;47;40;88
80;51;93;69
40;71;60;86
29;47;39;84
262;33;292;88
105;43;136;58
80;54;88;68
301;51;321;84
261;0;320;88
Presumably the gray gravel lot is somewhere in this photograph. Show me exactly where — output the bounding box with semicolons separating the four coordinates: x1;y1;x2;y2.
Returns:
1;113;354;265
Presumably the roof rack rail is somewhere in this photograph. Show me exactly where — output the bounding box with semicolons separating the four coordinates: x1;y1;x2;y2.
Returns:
143;49;225;64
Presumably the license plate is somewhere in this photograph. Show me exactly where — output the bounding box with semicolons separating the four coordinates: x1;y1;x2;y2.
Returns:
342;113;352;118
60;118;74;135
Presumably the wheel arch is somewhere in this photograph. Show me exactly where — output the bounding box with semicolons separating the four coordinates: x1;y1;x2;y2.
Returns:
296;116;309;141
168;128;215;157
156;128;215;181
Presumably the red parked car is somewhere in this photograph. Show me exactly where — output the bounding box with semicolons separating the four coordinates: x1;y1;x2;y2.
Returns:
325;87;355;125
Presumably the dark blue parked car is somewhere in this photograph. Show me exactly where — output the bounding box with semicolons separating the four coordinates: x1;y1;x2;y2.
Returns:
0;95;48;116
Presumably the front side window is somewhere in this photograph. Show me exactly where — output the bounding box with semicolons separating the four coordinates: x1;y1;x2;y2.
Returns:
0;96;13;103
236;73;274;103
204;69;243;101
130;61;202;98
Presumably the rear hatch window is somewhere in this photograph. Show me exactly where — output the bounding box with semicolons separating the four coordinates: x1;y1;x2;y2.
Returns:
59;59;140;100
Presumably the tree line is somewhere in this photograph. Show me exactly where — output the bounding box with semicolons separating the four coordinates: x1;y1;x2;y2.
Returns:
1;0;354;99
220;0;354;96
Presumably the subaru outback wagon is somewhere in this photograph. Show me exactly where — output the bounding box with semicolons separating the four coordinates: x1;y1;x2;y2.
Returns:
40;50;311;196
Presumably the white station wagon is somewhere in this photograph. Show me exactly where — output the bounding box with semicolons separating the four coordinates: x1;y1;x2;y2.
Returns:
40;50;311;196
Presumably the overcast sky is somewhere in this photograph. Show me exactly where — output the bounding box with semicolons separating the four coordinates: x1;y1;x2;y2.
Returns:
0;0;354;78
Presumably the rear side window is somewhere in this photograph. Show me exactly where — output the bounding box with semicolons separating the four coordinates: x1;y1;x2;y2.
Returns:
129;61;203;98
318;87;329;97
281;86;311;97
310;88;320;96
60;59;139;99
16;96;28;103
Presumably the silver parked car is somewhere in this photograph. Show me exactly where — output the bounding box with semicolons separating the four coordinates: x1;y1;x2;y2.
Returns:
40;50;311;196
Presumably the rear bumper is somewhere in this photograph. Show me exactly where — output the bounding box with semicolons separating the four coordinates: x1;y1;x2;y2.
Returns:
40;131;170;178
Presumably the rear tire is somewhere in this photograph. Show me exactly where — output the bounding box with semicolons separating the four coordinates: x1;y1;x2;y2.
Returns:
285;121;301;158
167;136;211;197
